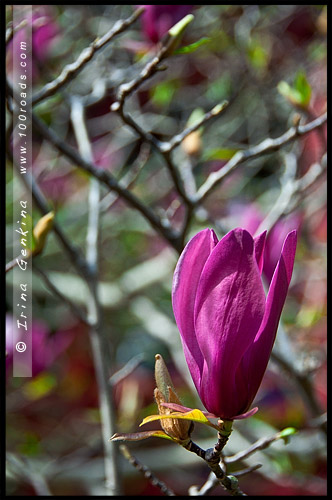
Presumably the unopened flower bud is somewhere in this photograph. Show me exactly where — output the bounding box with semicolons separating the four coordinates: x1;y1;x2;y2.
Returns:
33;211;55;255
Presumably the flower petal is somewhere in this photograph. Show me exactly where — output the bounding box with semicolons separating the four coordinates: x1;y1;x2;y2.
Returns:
194;228;266;417
254;230;267;274
244;230;297;403
232;407;259;420
172;228;218;388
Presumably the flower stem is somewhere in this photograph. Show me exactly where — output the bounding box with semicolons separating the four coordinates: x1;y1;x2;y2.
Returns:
182;423;247;496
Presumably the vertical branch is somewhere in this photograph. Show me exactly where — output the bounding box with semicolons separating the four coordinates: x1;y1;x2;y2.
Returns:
70;97;120;495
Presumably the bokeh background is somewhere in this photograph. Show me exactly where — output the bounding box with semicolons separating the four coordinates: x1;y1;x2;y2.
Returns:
6;5;327;496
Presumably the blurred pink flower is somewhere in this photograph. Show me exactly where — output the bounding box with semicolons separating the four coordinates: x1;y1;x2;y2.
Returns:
31;12;59;62
263;216;302;283
229;202;302;283
138;5;193;43
6;314;74;377
7;7;59;82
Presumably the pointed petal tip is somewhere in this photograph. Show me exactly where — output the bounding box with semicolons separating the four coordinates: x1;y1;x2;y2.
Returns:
254;230;267;273
285;228;298;242
232;407;259;420
281;229;298;280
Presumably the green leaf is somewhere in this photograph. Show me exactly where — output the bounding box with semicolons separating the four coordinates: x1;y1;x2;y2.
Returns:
278;71;311;108
203;147;240;161
206;73;232;101
150;80;178;108
294;71;312;107
165;14;194;57
248;40;269;70
277;427;297;444
174;37;211;55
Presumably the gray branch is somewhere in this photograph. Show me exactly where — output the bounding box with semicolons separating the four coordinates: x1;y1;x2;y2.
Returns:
70;97;121;495
195;112;327;203
31;8;144;105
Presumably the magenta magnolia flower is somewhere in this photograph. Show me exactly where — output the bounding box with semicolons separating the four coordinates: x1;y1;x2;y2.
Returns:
138;5;193;43
172;227;297;420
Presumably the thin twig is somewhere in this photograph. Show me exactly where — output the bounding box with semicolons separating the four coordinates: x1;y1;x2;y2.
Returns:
225;430;292;464
160;101;229;154
99;143;151;213
33;264;90;325
189;465;261;496
255;153;327;235
109;353;146;386
112;100;192;206
114;30;179;107
232;464;262;477
120;445;176;496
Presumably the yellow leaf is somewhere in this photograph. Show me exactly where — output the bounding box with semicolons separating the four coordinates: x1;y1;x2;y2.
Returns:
140;409;220;430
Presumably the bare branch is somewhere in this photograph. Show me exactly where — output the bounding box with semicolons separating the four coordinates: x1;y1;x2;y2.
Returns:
232;464;262;477
109;353;145;386
70;97;121;495
99;143;151;213
31;8;144;105
225;430;293;464
195;112;327;203
8;157;93;282
120;445;176;496
255;153;327;235
189;465;261;496
6;453;52;496
161;101;229;154
114;30;179;107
